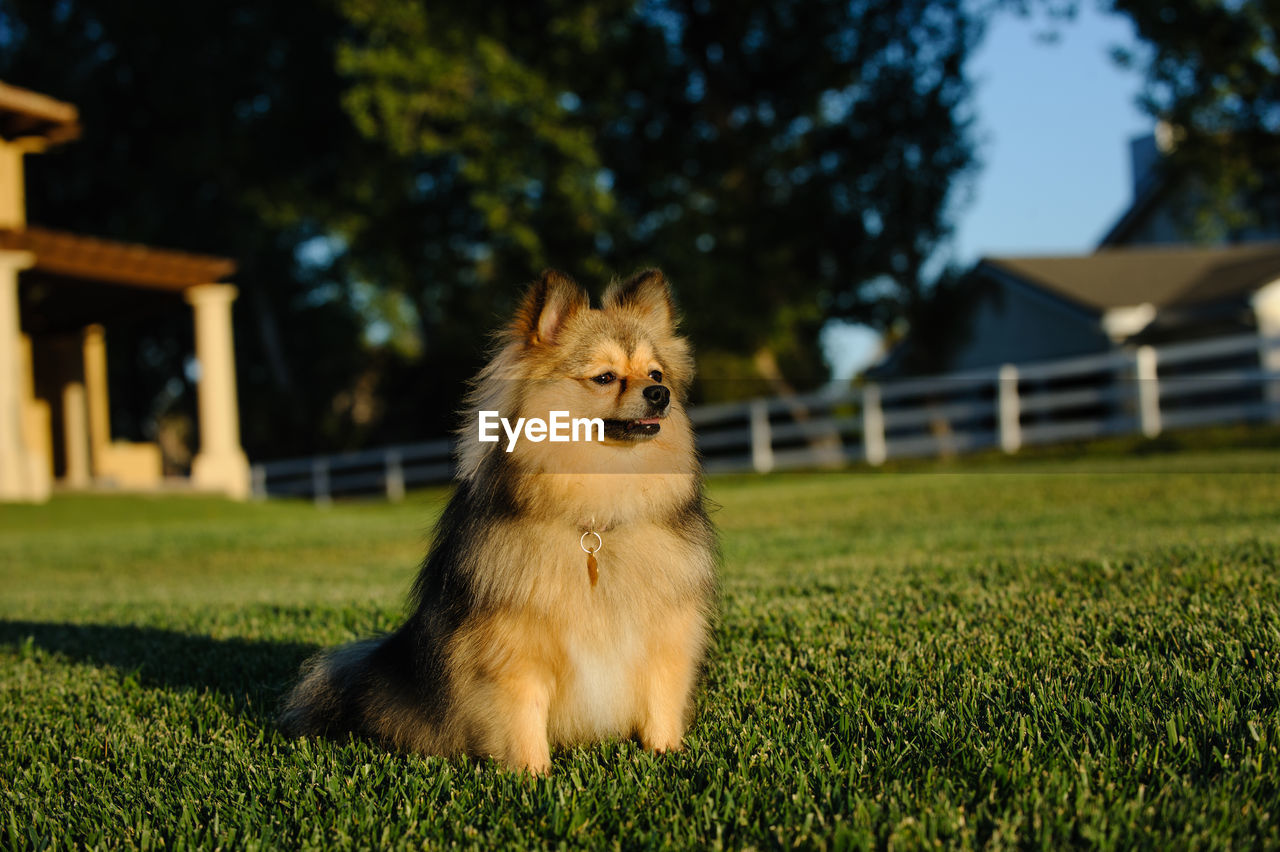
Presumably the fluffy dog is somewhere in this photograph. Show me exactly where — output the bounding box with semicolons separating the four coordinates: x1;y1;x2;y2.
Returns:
280;268;718;773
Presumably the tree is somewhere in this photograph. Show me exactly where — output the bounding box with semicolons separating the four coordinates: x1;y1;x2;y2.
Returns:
606;1;980;392
331;1;633;420
1107;0;1280;238
1;0;985;460
335;0;983;397
0;0;387;457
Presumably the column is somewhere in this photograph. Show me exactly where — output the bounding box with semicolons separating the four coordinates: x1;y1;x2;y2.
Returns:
62;382;91;488
82;324;111;473
0;249;48;501
185;283;250;499
18;334;52;488
0;140;25;229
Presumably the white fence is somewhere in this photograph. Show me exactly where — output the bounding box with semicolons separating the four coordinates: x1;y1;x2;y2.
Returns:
251;439;452;506
252;331;1280;502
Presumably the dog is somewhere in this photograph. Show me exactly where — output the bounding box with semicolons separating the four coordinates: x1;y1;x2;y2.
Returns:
280;268;718;773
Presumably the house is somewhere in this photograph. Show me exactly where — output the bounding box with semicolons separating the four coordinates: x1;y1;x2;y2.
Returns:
0;81;250;502
946;244;1280;372
1100;128;1280;248
872;130;1280;378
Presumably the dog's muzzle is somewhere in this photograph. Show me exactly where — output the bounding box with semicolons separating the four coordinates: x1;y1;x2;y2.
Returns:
602;384;670;440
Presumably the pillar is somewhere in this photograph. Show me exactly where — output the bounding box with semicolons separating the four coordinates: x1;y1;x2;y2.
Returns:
186;283;250;499
82;324;111;474
0;140;25;229
62;382;91;488
0;249;49;501
18;334;52;487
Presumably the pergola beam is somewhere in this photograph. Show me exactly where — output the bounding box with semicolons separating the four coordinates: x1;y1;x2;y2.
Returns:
0;81;80;146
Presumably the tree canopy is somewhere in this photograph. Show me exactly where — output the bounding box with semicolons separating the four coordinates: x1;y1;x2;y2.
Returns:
0;0;984;457
1109;0;1280;238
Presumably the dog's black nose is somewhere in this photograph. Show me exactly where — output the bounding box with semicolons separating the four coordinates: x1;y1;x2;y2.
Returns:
643;384;670;409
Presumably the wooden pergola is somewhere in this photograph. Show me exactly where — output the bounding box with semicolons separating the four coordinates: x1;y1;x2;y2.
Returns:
0;81;250;501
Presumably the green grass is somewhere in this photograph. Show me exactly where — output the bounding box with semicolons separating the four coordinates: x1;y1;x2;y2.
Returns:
4;448;1280;849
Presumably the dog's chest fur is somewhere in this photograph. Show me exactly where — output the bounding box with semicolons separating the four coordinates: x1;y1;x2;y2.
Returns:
469;519;710;744
549;605;645;742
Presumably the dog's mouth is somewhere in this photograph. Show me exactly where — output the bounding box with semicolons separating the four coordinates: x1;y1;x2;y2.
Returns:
602;416;663;440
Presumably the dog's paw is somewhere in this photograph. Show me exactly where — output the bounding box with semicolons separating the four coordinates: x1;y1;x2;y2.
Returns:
517;758;552;776
640;733;684;754
503;746;552;776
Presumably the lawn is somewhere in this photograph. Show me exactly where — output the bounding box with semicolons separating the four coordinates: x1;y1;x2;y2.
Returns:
3;448;1280;849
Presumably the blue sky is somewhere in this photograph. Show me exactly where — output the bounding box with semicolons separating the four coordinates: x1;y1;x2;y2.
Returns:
953;5;1153;261
824;4;1153;379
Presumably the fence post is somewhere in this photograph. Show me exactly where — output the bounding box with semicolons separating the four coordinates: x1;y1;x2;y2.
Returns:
1260;331;1280;422
997;364;1021;453
385;450;405;502
749;400;774;474
862;384;887;466
249;464;267;500
1135;345;1161;438
312;458;331;508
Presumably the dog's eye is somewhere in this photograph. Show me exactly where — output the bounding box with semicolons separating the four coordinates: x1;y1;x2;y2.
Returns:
592;372;616;385
649;370;663;383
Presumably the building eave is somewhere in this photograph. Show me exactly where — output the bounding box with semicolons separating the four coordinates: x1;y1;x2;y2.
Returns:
974;259;1106;321
0;226;236;292
0;81;81;148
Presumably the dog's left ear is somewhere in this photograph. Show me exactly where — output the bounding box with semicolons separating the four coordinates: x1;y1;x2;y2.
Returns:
513;269;590;346
602;268;676;334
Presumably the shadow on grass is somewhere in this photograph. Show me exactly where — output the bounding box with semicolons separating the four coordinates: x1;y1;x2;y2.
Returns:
0;620;318;723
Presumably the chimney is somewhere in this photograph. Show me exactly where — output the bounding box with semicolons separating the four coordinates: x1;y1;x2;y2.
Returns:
1128;120;1179;201
1129;134;1158;200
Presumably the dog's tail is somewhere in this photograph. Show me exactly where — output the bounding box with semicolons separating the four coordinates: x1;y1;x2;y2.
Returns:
278;638;385;739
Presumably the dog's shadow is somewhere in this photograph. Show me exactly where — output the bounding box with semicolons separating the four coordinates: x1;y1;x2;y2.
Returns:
0;620;318;724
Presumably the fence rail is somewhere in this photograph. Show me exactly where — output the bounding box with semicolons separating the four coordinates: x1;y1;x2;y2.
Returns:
252;331;1280;502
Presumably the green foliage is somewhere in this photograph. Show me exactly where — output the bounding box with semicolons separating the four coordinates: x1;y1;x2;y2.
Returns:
0;0;390;455
594;0;981;355
337;2;617;272
1107;0;1280;237
4;448;1280;848
335;1;982;370
0;0;984;452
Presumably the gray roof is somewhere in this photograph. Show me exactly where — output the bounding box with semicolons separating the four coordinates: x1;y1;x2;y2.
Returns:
980;244;1280;314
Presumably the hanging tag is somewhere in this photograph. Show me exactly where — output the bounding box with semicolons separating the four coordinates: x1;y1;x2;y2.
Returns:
580;530;603;589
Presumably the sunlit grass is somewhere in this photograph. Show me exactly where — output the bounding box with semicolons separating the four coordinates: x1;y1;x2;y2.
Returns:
3;449;1280;849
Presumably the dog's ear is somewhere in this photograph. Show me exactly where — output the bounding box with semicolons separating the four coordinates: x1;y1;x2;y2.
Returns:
512;269;590;346
602;268;676;334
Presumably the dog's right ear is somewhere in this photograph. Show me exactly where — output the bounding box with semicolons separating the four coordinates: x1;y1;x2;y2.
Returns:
512;269;589;346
